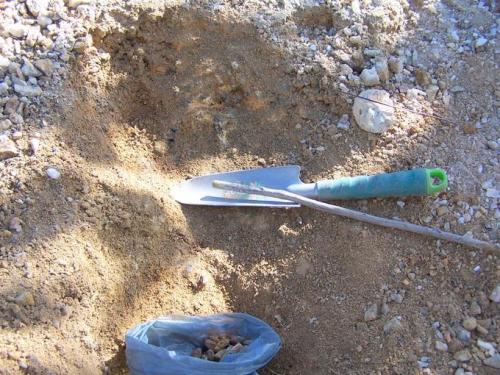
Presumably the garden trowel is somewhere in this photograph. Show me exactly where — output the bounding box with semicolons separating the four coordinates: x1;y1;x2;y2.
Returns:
171;166;448;207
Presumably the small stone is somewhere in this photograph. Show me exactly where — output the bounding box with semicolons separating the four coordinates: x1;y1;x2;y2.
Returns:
360;67;380;86
46;167;61;180
26;0;48;17
14;291;35;306
483;354;500;369
34;59;54;76
453;349;471;362
37;16;52;28
383;317;403;334
0;55;10;71
0;82;8;95
336;114;350;130
257;158;266;166
364;303;379;321
13;84;42;97
462;317;477;331
30;138;40;154
469;301;481;315
456;326;471;343
455;369;465;375
153;140;167;155
486;141;498;150
9;217;22;233
9;113;24;125
67;0;93;8
435;341;448;352
0;136;19;160
0;119;13;131
388;56;403;74
426;85;439;101
474;37;488;51
415;68;431;87
489;284;500;303
390;291;404;304
353;89;395;133
7;23;28;38
476;324;488;335
374;57;389;82
11;131;22;140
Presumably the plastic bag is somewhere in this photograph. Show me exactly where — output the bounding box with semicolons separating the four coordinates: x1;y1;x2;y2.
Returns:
125;313;281;375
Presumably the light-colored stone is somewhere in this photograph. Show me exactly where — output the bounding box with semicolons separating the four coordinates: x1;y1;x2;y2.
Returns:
484;354;500;369
46;167;61;180
374;57;389;82
454;349;471;362
462;317;477;331
0;136;19;160
360;67;380;86
13;84;42;97
383;317;403;334
34;59;54;76
435;341;448;352
489;284;500;303
67;0;93;8
388;56;403;74
21;61;42;78
364;303;379;321
7;23;28;39
26;0;49;17
14;291;35;306
353;89;395;133
0;119;12;131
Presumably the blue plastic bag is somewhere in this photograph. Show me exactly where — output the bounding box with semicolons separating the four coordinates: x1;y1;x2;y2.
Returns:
125;313;281;375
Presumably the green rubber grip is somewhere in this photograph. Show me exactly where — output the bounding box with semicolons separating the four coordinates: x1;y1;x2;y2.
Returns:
316;168;448;200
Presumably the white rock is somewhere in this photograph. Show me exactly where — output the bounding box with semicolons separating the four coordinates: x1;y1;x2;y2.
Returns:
353;89;395;133
26;0;48;17
29;138;40;154
46;167;61;180
37;16;53;28
364;303;379;321
383;317;403;334
474;37;488;51
21;61;42;77
13;84;42;97
7;23;28;39
484;354;500;369
67;0;93;8
0;119;12;130
489;284;500;303
374;57;389;82
337;114;350;130
360;67;380;86
0;81;8;95
34;59;54;76
0;56;10;71
0;135;19;160
477;339;496;356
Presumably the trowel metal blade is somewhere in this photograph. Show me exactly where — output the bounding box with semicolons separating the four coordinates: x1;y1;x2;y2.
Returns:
171;166;302;207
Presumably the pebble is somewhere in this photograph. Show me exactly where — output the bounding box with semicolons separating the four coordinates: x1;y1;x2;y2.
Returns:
388;56;403;74
435;341;448;352
9;113;24;125
360;67;380;86
0;82;8;95
21;61;42;77
34;59;54;76
9;217;23;233
469;301;481;315
374;57;389;82
415;68;431;87
0;119;13;131
30;138;40;154
364;303;379;321
453;349;471;362
68;0;93;8
352;89;395;133
336;114;350;130
383;317;403;334
7;23;28;39
456;326;471;343
486;140;498;150
474;37;488;51
46;167;61;180
0;136;19;160
483;354;500;369
477;340;496;356
0;55;10;71
462;317;477;331
26;0;49;17
14;291;35;306
489;284;500;303
13;83;42;97
153;140;167;155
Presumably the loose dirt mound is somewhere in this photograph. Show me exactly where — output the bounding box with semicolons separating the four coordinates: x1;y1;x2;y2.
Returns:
1;3;498;375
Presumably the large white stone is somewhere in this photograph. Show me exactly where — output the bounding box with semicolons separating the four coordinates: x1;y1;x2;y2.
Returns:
353;89;395;133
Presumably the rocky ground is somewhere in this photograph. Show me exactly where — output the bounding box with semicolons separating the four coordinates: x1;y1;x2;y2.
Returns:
0;0;499;374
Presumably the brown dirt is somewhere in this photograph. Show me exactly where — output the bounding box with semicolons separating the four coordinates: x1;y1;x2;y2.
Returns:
0;4;498;375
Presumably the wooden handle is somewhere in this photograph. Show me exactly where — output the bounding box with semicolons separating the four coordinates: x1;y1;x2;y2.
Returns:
212;180;499;253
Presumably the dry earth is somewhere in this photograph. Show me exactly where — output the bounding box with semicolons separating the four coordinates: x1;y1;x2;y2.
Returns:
0;1;499;374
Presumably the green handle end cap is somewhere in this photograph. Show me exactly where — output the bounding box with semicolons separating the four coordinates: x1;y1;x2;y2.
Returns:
426;168;448;195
